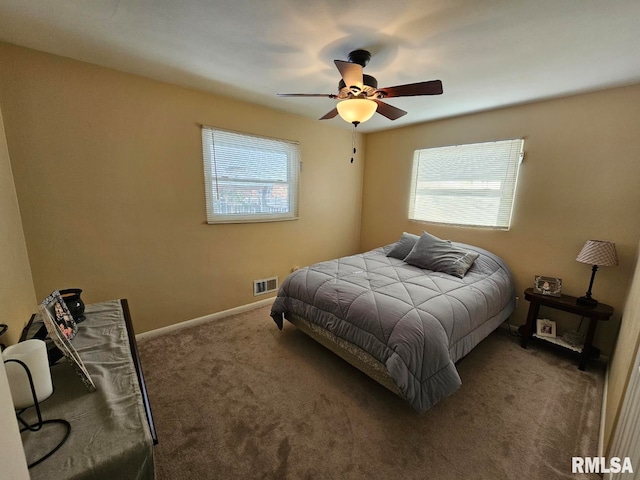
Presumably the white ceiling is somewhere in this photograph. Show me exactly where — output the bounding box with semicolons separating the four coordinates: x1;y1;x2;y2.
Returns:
1;0;640;133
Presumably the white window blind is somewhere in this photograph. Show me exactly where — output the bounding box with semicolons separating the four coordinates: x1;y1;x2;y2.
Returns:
409;139;524;230
201;126;300;224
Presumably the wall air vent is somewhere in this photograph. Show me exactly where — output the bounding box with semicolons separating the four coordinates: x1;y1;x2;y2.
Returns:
253;276;278;296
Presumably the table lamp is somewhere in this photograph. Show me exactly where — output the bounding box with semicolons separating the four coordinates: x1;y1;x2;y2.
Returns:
576;240;618;307
2;339;71;468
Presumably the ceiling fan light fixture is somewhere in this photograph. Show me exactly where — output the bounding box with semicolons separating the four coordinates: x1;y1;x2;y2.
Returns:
278;50;442;123
336;98;377;124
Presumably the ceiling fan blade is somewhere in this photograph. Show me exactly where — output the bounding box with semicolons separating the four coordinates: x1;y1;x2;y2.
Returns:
373;99;407;120
334;60;363;92
377;80;443;98
277;93;336;98
319;108;339;120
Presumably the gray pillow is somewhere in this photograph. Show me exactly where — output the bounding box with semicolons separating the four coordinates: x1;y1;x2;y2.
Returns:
386;232;420;260
403;231;479;278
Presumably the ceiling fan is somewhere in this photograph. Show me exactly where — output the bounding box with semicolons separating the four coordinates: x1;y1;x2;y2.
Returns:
277;49;443;125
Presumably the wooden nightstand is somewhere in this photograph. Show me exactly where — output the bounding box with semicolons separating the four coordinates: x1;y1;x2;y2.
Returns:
519;287;614;370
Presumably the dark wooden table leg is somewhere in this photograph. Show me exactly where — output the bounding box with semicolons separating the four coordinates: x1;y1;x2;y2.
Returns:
579;317;599;371
520;300;540;348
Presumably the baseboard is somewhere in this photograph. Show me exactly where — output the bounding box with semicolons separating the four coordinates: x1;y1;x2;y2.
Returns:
499;322;522;335
135;296;275;341
599;365;609;458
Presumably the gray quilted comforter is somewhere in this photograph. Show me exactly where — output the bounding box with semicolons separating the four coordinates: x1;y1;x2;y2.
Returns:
270;243;516;413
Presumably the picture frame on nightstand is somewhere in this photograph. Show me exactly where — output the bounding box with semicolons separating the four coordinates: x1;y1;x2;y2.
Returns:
534;275;562;297
536;318;557;338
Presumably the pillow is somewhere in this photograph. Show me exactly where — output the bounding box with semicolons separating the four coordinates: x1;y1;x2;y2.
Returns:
403;231;479;278
386;232;420;260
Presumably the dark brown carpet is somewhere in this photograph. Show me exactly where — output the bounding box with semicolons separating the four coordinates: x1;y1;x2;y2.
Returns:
137;305;604;480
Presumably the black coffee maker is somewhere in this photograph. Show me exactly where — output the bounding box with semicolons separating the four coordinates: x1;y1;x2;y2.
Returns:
0;323;7;350
60;288;86;323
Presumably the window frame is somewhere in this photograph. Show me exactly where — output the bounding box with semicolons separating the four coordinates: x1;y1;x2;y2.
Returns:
201;126;300;224
408;138;524;230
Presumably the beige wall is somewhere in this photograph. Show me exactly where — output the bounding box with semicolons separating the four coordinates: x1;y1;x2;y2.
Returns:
605;240;640;452
362;84;640;357
0;106;37;345
0;42;364;334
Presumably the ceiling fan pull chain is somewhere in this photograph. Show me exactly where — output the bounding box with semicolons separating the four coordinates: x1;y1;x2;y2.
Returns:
350;122;358;163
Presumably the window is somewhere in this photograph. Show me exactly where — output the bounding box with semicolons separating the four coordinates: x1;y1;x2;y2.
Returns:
409;139;524;230
201;126;300;224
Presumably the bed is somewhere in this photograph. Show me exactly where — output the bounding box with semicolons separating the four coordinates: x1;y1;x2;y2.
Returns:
270;231;516;413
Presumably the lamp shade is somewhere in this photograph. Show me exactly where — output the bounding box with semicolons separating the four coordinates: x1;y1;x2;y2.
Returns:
576;240;618;267
2;340;53;409
336;98;377;124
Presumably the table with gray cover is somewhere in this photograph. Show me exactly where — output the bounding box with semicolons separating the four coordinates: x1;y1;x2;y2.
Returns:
25;299;155;480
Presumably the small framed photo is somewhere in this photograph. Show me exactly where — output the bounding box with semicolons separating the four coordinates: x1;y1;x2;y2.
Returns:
40;291;96;392
534;275;562;297
40;290;78;340
536;318;557;338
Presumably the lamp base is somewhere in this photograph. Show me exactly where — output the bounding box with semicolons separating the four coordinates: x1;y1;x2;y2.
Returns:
577;295;598;308
20;418;71;468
